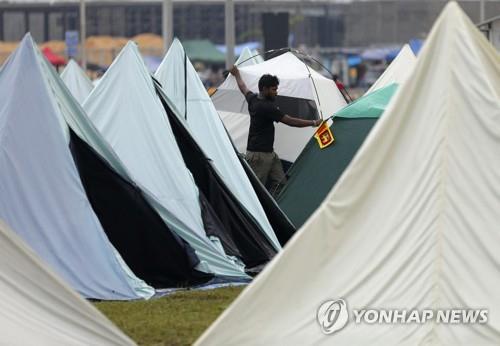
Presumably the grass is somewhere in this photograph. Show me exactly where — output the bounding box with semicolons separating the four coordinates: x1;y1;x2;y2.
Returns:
94;286;244;346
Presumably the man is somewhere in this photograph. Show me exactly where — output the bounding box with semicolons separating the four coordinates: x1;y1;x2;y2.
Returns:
230;65;321;194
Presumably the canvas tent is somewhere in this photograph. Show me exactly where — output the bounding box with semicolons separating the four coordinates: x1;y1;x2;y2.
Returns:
2;34;213;295
196;2;500;345
69;128;212;288
155;38;290;249
212;51;346;163
51;41;218;290
366;44;416;94
51;53;213;290
84;42;274;277
278;83;398;228
61;59;94;103
0;219;135;345
0;34;154;300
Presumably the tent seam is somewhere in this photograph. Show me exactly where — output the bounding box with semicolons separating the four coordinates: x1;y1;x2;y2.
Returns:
431;17;454;345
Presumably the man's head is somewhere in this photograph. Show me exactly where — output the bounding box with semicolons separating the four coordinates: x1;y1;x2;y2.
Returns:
258;74;279;100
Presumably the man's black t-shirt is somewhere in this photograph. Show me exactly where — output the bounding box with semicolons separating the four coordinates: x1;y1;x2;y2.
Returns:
245;91;284;152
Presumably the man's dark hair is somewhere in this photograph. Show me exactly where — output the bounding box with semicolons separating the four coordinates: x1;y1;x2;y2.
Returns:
258;74;280;91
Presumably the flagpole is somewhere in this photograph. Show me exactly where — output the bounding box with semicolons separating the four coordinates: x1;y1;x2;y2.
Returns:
79;0;86;70
162;0;173;54
480;0;485;22
225;0;235;69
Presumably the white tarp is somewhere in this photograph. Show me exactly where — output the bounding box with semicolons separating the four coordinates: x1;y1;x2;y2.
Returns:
213;52;346;162
0;219;135;345
196;3;500;345
60;59;94;103
366;43;417;94
155;38;280;250
83;42;248;279
0;34;152;300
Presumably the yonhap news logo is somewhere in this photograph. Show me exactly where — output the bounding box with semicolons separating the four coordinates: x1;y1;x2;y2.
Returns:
317;298;488;335
317;299;349;334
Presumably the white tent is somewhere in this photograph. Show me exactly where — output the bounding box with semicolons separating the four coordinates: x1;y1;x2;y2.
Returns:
60;59;94;103
0;34;153;300
0;219;135;345
212;52;346;163
83;41;249;279
34;36;216;289
366;43;417;94
155;38;280;251
196;2;500;345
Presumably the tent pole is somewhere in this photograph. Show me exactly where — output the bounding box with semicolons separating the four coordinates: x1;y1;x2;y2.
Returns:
162;0;173;54
79;0;86;70
225;0;235;69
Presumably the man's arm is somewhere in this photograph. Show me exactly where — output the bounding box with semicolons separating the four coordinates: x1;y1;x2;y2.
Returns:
229;65;250;96
280;115;322;128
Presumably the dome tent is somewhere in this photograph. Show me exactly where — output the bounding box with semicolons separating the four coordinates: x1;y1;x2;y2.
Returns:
277;83;399;228
212;51;347;164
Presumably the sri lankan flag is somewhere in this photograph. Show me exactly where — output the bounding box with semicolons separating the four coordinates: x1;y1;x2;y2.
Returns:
314;120;334;149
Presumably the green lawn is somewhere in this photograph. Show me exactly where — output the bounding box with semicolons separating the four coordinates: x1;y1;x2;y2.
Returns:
94;286;244;346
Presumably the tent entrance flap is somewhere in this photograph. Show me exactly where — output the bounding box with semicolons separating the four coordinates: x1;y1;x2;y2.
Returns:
274;95;319;120
198;190;242;259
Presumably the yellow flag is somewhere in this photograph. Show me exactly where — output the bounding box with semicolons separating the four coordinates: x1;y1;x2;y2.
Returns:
314;120;335;149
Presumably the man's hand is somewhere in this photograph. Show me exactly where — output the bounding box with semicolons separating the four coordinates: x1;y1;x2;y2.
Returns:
231;65;250;96
312;119;322;127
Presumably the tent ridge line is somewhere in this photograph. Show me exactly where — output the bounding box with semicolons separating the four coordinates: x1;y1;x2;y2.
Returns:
431;11;458;334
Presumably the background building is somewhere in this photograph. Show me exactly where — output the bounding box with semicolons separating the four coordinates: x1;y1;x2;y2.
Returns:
1;1;499;47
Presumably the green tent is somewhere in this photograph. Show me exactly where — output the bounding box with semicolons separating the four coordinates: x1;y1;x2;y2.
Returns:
182;40;225;63
277;83;399;228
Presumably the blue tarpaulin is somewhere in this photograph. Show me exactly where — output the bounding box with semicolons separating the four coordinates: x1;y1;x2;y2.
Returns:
361;45;400;60
409;39;424;55
385;48;401;61
347;55;362;66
